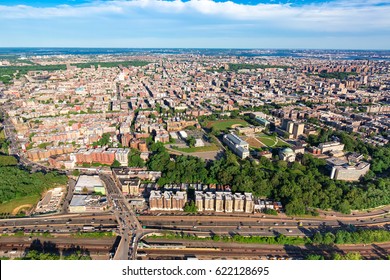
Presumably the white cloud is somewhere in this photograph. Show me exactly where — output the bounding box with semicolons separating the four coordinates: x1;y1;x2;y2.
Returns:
0;0;389;33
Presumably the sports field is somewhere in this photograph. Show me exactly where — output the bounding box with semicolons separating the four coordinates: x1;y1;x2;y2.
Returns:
206;119;248;131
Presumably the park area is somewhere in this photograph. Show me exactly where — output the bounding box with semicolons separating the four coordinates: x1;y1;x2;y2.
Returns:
206;119;249;131
257;134;279;147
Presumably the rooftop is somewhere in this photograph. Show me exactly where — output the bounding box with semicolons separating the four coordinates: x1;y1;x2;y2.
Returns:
75;175;103;188
225;133;248;146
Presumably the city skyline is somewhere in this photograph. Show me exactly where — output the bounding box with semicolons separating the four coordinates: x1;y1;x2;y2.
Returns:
1;0;389;49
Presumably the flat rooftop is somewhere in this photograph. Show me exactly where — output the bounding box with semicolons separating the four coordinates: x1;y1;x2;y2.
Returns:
75;175;103;188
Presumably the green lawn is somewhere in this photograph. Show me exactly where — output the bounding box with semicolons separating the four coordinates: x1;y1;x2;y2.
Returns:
257;134;278;147
207;119;248;131
0;195;40;214
256;134;290;148
174;144;220;153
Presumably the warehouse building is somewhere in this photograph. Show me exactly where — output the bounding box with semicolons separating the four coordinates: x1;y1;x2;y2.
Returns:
74;175;106;195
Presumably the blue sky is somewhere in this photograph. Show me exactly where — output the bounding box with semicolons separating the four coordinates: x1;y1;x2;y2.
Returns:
0;0;389;49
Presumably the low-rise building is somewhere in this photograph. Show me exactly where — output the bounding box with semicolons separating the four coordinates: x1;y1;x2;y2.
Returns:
327;157;370;181
318;141;345;154
223;133;250;159
74;175;106;195
279;147;296;162
69;195;108;213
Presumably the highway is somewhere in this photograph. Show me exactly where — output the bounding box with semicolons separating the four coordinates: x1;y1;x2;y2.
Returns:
0;213;118;235
138;213;390;237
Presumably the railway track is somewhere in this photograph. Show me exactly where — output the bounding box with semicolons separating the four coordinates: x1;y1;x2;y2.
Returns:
0;236;117;255
140;242;390;260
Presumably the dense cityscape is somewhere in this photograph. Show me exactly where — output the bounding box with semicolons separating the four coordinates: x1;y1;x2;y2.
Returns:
0;48;390;260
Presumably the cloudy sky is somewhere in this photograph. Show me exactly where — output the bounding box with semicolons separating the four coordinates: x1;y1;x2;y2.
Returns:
0;0;389;49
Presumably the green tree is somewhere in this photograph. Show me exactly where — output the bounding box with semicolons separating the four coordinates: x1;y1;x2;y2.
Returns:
183;201;198;213
336;200;351;214
0;167;67;204
128;149;145;167
312;232;323;244
111;159;121;167
187;136;196;147
322;232;336;245
0;155;18;167
306;254;324;260
285;199;306;216
93;133;111;147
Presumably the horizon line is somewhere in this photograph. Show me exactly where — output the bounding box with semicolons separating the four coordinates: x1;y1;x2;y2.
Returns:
0;47;389;51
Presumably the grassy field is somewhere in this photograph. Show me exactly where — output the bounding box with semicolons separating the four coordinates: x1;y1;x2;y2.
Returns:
257;134;278;147
256;134;290;147
0;195;40;214
206;119;248;131
0;129;5;139
174;144;220;153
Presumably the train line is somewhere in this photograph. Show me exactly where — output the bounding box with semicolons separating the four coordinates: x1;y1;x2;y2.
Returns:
139;240;390;260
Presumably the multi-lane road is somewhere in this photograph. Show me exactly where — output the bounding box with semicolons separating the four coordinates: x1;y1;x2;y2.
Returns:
138;212;390;237
99;174;144;260
0;213;118;234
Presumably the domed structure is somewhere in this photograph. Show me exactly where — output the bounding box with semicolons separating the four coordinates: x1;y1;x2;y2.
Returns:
279;147;296;162
282;147;294;154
